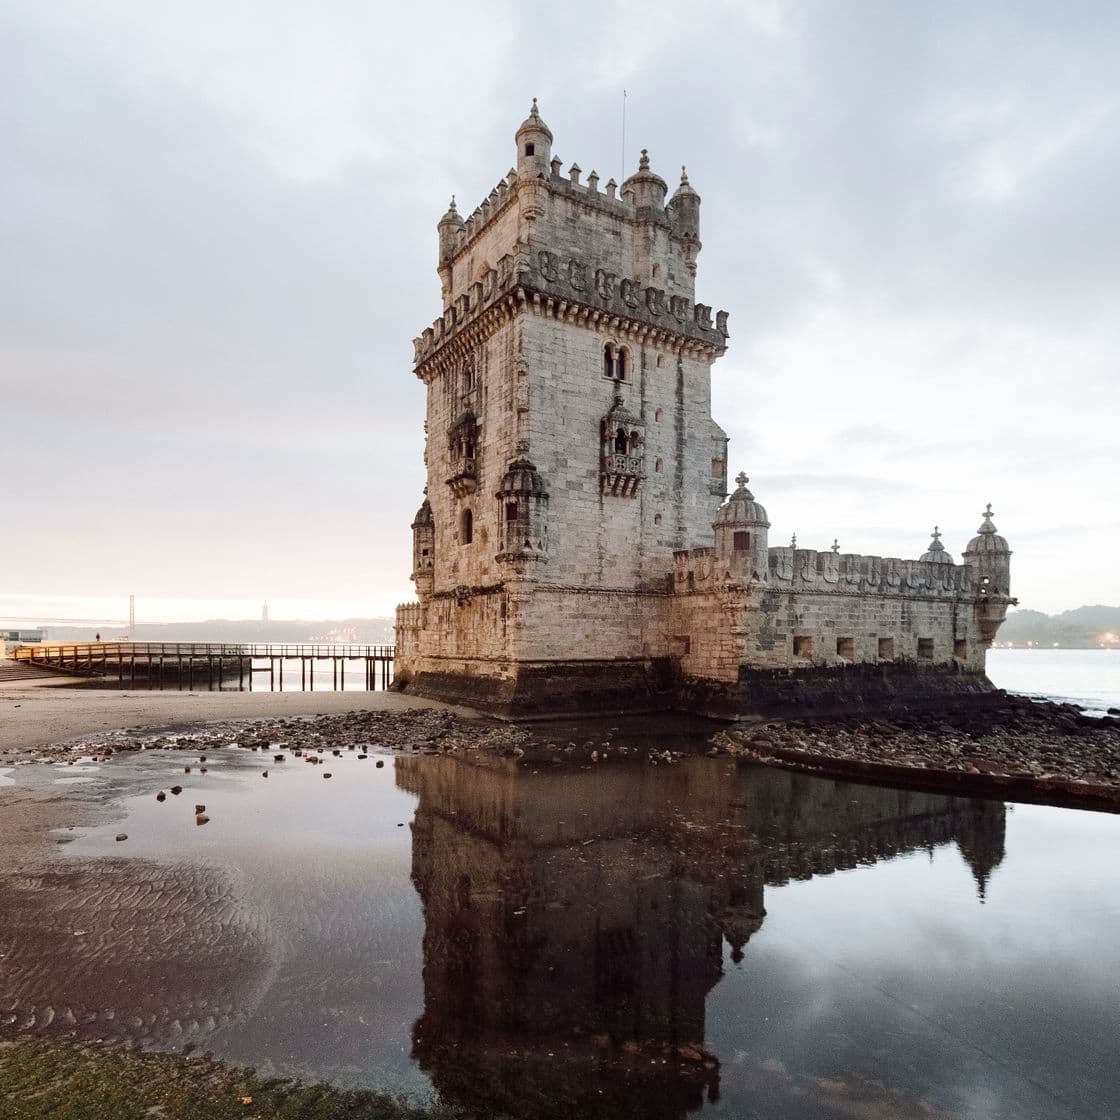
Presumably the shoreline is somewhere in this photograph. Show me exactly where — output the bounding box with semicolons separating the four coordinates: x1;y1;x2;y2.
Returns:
0;684;478;764
2;682;1118;814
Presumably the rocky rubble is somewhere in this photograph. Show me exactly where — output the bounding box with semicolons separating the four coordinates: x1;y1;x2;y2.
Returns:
719;695;1120;805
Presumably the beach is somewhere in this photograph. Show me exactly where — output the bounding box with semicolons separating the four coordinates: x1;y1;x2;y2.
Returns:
0;679;474;764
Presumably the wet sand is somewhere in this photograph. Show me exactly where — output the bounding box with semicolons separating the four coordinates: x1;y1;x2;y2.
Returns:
0;683;476;764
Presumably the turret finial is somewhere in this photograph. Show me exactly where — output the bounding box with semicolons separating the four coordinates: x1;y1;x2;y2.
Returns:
681;165;689;184
530;97;539;118
791;532;797;549
735;471;748;488
979;503;997;533
639;148;650;172
832;539;840;554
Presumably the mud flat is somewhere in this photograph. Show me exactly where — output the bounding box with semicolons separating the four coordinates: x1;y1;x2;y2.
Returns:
0;685;475;764
719;694;1120;813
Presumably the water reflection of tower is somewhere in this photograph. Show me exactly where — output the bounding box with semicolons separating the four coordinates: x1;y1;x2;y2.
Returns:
398;756;1005;1120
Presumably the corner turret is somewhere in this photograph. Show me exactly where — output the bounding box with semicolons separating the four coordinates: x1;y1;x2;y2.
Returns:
713;473;770;583
666;167;702;277
962;504;1013;644
621;149;668;211
515;98;553;179
411;493;435;598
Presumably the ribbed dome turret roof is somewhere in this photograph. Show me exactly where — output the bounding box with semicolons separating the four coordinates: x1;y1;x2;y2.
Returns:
670;165;700;203
515;98;553;142
714;473;769;528
411;496;433;528
438;196;463;227
497;456;547;497
964;504;1011;555
920;526;953;564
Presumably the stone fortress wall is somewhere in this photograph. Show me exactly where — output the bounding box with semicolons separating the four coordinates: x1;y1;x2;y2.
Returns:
394;102;1014;717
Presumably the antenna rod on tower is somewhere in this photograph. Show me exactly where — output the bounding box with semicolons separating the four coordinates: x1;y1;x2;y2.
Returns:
621;89;627;180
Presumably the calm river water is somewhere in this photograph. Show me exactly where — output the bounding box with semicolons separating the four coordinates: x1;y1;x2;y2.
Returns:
0;651;1117;1119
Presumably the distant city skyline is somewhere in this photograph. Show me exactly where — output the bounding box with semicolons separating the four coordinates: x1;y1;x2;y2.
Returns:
3;2;1117;618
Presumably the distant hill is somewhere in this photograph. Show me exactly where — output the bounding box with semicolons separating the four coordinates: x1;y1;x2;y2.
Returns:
998;605;1120;648
42;618;396;644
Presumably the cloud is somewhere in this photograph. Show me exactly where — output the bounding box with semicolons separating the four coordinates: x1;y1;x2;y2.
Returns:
2;0;1118;617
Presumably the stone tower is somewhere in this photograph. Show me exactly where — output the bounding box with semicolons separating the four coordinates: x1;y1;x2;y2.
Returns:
397;101;730;711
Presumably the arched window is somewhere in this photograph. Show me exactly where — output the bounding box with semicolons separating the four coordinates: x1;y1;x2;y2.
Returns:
614;428;628;454
603;343;628;381
460;508;473;545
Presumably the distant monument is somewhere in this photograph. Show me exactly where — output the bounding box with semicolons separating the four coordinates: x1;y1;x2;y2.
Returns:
394;102;1014;717
261;601;269;624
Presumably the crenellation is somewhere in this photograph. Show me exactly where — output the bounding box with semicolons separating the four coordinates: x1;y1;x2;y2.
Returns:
394;102;1013;716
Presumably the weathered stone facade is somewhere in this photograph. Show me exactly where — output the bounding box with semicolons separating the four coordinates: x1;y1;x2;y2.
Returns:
394;103;1014;717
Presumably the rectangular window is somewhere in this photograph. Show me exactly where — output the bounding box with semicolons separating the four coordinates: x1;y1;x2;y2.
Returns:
954;638;967;659
878;637;895;661
793;636;813;659
733;531;750;552
505;501;519;522
669;635;691;657
918;638;934;660
836;637;854;660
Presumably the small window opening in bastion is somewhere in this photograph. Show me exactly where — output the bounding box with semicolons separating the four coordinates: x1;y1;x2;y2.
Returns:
793;636;813;659
878;637;895;660
669;635;690;657
525;143;535;156
836;636;854;660
918;638;934;660
652;264;661;280
460;508;473;545
656;355;664;368
655;457;663;473
954;638;967;659
733;531;750;552
655;407;663;422
654;513;662;526
505;501;519;522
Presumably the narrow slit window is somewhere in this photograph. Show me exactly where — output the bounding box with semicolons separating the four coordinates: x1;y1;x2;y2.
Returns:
460;509;473;545
505;501;519;522
525;143;535;156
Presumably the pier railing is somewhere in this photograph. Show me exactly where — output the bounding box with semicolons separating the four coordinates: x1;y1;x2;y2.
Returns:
12;641;396;692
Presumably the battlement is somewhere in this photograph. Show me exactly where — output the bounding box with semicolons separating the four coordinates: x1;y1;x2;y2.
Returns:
414;245;728;368
672;545;973;598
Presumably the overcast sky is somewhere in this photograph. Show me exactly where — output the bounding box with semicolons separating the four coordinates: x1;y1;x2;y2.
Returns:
2;0;1118;624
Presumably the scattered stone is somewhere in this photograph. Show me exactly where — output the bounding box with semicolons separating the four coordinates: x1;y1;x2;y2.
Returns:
195;814;209;826
375;759;384;768
323;772;332;779
170;786;182;796
115;833;127;842
156;792;166;802
194;804;206;814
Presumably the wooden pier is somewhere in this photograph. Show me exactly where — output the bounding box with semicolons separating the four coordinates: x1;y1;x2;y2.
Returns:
12;642;396;692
